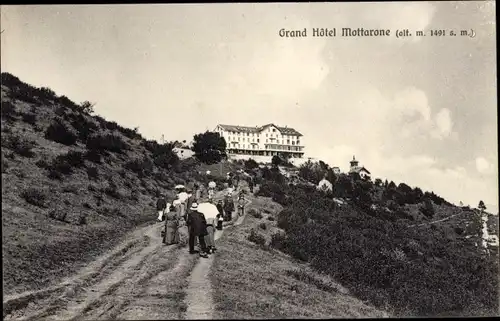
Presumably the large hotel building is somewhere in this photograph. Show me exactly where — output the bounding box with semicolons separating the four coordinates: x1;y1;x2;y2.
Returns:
214;123;304;160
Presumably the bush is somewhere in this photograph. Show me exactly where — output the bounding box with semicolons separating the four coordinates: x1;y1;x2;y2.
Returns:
84;149;102;164
3;135;37;158
124;157;154;177
21;188;47;207
48;210;67;222
248;208;263;219
87;167;99;179
104;180;121;199
259;222;267;230
1;101;18;121
21;112;37;125
78;214;88;225
47;156;74;178
45;119;78;146
267;216;275;221
270;231;286;250
69;114;99;142
86;133;129;154
60;150;85;168
247;229;266;246
244;158;259;171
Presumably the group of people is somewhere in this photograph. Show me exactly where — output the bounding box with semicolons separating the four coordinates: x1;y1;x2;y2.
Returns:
156;179;248;258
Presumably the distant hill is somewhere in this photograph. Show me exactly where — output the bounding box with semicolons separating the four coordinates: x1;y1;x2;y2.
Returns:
0;72;241;295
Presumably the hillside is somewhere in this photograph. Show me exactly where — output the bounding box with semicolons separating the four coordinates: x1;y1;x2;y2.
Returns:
0;72;240;296
254;166;499;317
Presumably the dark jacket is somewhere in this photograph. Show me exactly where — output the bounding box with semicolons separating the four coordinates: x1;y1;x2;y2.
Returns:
216;203;224;214
156;198;167;211
186;210;208;237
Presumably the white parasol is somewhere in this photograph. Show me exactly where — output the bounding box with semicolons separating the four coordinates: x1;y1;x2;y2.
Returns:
208;181;216;188
175;185;185;189
197;202;219;220
206;170;211;175
177;192;189;203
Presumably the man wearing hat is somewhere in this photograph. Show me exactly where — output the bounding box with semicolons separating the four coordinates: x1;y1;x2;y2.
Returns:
186;202;209;258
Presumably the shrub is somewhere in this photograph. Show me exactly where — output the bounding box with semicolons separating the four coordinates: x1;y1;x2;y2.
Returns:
86;166;98;180
86;133;129;154
248;208;263;219
267;215;275;221
48;210;67;222
270;231;286;250
130;190;140;201
84;149;102;164
21;112;37;125
55;106;66;116
259;222;267;230
35;159;50;169
47;156;74;177
124;157;154;177
3;135;37;158
21;188;47;207
247;229;266;246
1;101;18;121
48;169;63;180
60;150;85;168
69;114;98;142
45;119;78;146
104;180;121;199
78;213;88;225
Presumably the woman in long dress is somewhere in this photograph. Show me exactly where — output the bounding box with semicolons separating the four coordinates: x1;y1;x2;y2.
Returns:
163;204;180;245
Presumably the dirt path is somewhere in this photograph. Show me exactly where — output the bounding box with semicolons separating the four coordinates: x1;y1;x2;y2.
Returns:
3;184;250;320
3;221;197;320
183;187;249;319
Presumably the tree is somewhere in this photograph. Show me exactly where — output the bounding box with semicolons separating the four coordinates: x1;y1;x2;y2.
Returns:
374;178;382;187
421;198;435;218
388;181;396;189
478;200;486;212
244;158;259;171
79;101;95;114
192;131;227;164
272;155;283;167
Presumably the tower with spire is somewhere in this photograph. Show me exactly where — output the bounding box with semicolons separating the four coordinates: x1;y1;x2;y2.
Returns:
349;155;359;171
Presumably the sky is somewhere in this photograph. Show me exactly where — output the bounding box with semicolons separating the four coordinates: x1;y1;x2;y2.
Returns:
1;2;497;213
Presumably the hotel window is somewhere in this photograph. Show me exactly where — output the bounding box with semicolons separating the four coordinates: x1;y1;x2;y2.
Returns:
272;128;276;132
292;141;295;145
266;139;268;143
257;139;260;143
287;140;290;144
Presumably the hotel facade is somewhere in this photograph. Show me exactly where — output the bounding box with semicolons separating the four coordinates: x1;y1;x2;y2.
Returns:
214;123;304;160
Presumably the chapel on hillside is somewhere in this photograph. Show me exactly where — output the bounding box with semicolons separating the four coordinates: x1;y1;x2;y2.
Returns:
349;155;371;180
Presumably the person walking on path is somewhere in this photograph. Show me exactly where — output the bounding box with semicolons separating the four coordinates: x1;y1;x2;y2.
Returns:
186;202;209;258
202;205;218;254
163;203;180;245
216;200;224;229
248;177;254;194
223;194;234;221
156;195;167;222
237;192;246;217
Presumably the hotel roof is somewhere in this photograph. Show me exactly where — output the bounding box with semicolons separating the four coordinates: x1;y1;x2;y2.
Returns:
217;123;303;136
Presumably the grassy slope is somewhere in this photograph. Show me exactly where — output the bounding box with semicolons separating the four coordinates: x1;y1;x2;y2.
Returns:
0;77;225;296
210;195;389;318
